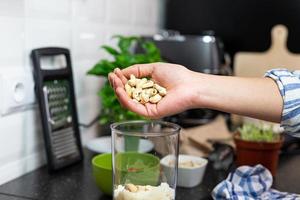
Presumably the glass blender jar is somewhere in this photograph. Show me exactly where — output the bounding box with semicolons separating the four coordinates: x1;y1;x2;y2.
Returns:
111;121;180;200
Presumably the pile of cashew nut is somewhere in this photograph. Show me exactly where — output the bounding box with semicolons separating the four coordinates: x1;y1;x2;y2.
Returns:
125;74;167;104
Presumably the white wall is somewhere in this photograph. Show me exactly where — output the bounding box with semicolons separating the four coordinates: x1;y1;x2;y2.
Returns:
0;0;161;185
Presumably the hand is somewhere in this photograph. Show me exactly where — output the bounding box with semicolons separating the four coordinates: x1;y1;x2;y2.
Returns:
108;62;201;119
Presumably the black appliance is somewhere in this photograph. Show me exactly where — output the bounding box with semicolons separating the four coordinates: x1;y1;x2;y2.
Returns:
141;30;232;127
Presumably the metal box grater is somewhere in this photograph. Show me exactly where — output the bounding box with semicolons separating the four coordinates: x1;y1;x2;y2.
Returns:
31;47;83;171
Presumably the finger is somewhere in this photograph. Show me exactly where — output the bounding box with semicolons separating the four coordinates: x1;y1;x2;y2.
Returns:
115;87;148;116
110;73;124;90
114;68;128;85
122;63;156;78
108;72;114;87
114;87;126;108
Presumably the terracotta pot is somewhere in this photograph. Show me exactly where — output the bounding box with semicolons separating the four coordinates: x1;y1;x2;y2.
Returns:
234;133;283;176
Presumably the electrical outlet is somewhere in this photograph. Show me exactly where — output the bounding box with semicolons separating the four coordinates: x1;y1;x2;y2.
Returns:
0;73;36;115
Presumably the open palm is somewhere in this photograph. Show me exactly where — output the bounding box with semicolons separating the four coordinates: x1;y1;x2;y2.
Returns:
109;63;199;119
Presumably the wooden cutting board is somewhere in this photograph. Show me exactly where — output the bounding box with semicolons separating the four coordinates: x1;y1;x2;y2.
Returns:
234;24;300;77
233;24;300;126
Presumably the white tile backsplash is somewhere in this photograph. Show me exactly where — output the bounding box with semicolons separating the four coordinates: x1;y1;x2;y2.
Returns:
0;17;25;68
130;25;159;37
24;18;72;68
107;0;133;24
25;0;71;20
0;0;162;185
0;150;45;185
72;0;106;22
0;114;24;164
0;0;25;17
72;21;105;62
0;107;44;184
74;67;104;97
133;0;152;26
133;0;160;27
150;0;161;27
25;19;72;50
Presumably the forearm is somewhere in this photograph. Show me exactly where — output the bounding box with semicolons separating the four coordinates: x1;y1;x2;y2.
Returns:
193;73;283;123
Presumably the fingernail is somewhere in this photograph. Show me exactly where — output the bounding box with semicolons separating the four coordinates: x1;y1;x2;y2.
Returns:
114;68;120;73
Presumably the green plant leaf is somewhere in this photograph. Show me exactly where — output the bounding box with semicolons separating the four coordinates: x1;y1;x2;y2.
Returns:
98;84;118;107
142;41;159;55
238;123;279;142
130;54;147;64
141;41;162;63
117;36;140;53
87;60;115;76
99;116;109;125
114;54;133;68
101;45;120;56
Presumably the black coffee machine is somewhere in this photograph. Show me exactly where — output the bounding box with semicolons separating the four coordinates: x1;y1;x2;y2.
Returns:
140;30;232;128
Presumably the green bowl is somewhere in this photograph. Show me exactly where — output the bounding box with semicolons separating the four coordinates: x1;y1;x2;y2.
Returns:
92;152;160;196
92;153;113;195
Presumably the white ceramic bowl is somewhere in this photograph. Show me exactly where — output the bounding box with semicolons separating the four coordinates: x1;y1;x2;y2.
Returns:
161;154;208;188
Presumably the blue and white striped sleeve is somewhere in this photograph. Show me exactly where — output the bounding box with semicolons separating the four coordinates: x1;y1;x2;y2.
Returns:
265;69;300;137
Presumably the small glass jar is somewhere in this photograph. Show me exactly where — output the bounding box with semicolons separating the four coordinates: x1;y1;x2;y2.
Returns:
111;121;180;200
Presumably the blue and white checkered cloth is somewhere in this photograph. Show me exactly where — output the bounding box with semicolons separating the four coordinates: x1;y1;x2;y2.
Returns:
212;165;300;200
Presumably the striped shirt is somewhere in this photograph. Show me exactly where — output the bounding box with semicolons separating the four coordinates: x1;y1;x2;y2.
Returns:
265;69;300;136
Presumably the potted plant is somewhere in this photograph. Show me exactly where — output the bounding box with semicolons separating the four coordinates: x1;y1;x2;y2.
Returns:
234;123;283;176
87;36;162;148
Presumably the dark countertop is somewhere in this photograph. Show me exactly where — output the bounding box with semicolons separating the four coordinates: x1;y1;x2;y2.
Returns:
0;149;300;200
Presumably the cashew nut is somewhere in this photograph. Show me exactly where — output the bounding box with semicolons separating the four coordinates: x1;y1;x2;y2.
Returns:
145;88;158;97
124;83;132;97
145;185;151;191
137;185;146;191
149;94;162;103
154;84;167;96
136;78;147;89
132;88;142;101
140;90;150;104
141;80;154;89
128;74;137;87
125;184;138;193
